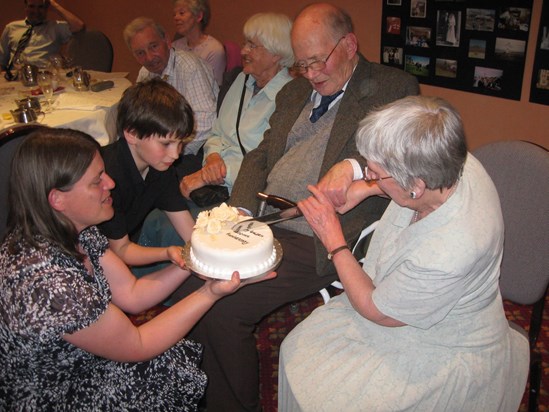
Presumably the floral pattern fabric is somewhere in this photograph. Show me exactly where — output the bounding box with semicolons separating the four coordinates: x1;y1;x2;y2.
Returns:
0;226;206;411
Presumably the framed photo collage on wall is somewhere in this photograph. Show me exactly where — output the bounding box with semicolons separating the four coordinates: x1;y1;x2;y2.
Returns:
381;0;534;101
529;0;549;105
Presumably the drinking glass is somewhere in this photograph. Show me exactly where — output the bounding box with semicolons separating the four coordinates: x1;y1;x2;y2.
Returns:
12;55;25;81
72;66;89;91
37;71;54;112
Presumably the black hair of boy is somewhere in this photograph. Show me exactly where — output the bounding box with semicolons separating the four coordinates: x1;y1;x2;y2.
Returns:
116;78;195;140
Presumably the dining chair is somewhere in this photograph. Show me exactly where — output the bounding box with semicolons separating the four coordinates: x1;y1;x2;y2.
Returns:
318;220;379;304
0;124;48;239
223;40;242;72
217;66;243;115
67;30;114;72
473;140;549;412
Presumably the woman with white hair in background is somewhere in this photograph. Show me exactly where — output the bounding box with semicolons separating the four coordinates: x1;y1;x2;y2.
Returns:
172;0;226;85
179;12;294;202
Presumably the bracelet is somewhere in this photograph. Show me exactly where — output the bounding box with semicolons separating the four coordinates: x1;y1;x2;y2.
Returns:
327;245;350;260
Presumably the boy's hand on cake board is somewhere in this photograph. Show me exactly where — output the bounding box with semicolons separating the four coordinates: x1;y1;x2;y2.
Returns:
167;246;186;268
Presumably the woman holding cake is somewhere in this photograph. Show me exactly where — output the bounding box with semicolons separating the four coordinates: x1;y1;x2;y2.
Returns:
278;96;529;410
179;12;294;199
0;128;274;410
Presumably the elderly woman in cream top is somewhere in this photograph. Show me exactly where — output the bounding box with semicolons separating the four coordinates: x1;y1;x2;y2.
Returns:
278;96;529;411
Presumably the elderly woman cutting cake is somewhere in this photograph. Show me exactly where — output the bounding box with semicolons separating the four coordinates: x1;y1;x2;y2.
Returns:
278;96;529;411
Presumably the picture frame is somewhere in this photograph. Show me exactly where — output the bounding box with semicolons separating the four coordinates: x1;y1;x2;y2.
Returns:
465;8;496;32
382;46;404;66
386;16;402;34
436;10;461;47
407;26;431;47
468;39;486;59
410;0;426;18
435;58;458;78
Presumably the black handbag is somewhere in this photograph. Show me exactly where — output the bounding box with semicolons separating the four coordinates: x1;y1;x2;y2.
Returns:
189;185;230;207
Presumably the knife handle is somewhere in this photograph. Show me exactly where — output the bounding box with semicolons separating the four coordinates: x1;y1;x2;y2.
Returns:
257;192;297;210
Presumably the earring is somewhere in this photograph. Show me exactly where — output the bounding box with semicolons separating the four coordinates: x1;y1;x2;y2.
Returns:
410;191;416;199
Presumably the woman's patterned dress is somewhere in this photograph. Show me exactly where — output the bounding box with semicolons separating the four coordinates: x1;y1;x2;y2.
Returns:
0;226;206;411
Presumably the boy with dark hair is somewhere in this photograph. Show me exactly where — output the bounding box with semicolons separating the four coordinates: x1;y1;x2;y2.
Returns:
98;78;194;269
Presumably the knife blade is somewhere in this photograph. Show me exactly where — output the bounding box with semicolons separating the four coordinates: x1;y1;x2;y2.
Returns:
232;206;302;233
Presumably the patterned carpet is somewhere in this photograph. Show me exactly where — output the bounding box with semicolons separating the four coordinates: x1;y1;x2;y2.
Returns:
130;289;549;411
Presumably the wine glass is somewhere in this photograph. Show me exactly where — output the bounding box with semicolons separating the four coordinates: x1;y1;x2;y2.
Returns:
37;71;54;113
49;55;64;87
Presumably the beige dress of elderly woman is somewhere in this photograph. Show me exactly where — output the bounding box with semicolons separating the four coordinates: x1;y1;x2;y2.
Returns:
278;96;529;412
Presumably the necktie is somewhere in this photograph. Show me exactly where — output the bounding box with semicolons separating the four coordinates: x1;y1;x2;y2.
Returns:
5;23;34;81
310;90;343;123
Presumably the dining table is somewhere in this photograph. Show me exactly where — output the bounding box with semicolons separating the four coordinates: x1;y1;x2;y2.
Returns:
0;70;132;146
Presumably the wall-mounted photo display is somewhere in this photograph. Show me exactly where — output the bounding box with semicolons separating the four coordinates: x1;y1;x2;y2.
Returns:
381;0;533;100
530;0;549;105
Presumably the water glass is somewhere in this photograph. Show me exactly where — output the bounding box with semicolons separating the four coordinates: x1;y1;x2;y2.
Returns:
72;66;89;91
37;71;54;112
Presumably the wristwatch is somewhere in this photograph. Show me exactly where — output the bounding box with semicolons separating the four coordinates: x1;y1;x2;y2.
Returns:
327;245;350;260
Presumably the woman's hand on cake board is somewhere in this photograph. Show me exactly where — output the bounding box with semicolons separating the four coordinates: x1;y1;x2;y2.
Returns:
204;271;278;299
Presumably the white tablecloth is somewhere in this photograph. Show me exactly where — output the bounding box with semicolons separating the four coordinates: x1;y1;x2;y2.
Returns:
0;70;131;146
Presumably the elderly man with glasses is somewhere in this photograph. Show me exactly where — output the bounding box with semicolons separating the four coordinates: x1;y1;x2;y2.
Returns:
171;3;419;411
123;17;218;165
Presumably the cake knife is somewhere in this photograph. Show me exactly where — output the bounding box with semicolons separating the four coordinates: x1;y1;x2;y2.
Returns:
232;206;302;233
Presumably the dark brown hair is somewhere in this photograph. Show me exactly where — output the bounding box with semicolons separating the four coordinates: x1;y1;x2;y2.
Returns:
8;128;100;259
116;78;195;141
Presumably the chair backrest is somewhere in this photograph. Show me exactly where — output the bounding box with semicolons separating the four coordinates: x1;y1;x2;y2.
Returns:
67;30;114;72
473;141;549;305
0;125;48;240
217;66;243;114
223;40;242;72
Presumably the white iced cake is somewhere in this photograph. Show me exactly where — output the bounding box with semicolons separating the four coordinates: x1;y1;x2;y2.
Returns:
190;203;276;279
